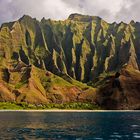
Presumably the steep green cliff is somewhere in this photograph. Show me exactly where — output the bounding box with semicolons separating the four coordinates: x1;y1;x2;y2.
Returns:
1;14;140;82
0;13;140;109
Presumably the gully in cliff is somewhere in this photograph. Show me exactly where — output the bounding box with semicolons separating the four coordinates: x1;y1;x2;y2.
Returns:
112;72;122;90
112;72;128;103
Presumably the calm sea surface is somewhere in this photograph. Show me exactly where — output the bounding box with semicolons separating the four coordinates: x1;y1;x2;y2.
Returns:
0;111;139;140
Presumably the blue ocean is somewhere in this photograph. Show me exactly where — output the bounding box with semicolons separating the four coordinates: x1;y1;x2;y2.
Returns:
0;111;140;140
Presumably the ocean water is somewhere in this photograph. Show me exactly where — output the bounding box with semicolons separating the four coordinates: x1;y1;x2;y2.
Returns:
0;111;139;140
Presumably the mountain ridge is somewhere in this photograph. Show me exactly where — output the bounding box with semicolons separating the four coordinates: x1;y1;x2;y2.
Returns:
0;13;140;109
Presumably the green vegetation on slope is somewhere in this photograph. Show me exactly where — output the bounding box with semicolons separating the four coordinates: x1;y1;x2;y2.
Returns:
0;14;140;109
0;102;100;110
1;13;140;83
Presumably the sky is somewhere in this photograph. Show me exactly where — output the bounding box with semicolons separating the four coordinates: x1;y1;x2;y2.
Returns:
0;0;139;24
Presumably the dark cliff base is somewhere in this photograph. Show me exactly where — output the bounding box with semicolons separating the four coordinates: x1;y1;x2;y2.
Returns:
95;68;140;110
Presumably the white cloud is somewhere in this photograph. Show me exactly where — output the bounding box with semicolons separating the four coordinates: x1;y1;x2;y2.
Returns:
62;0;123;22
115;0;140;22
0;0;140;24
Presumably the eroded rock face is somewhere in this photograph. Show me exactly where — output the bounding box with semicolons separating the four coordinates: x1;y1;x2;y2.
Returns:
0;14;140;109
0;14;140;83
96;68;140;110
0;61;97;105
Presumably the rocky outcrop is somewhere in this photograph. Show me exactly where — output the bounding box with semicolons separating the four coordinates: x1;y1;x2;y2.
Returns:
95;68;140;110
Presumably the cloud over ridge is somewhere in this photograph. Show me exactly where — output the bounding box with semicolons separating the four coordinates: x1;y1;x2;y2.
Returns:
0;0;139;24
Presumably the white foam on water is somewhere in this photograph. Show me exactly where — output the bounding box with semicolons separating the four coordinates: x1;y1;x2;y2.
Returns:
131;125;139;127
113;132;119;135
133;135;140;139
94;138;103;140
110;135;122;138
76;138;83;140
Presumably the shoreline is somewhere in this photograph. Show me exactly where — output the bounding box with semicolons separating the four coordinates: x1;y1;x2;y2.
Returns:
0;110;139;112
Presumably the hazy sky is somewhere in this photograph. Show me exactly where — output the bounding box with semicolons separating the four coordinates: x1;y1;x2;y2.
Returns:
0;0;139;24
